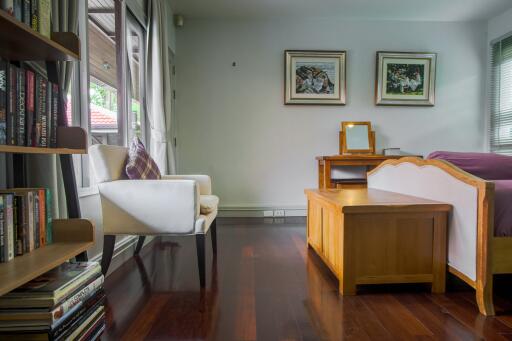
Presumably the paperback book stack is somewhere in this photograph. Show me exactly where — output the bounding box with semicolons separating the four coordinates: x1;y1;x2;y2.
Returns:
0;188;53;263
0;262;105;340
0;0;52;38
0;58;60;148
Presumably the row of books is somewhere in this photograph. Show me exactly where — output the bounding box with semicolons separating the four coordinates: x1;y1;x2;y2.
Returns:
0;188;52;263
0;0;51;38
0;59;60;147
0;262;105;340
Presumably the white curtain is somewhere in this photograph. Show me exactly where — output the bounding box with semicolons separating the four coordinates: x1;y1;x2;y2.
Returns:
145;0;176;175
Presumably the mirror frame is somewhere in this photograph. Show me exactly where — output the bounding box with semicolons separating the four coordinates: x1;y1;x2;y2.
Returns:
341;121;375;154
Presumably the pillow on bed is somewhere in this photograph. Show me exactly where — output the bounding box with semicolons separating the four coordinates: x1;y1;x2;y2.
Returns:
427;151;512;180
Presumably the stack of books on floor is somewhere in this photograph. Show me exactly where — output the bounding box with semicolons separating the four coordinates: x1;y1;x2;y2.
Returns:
0;188;52;263
0;262;105;340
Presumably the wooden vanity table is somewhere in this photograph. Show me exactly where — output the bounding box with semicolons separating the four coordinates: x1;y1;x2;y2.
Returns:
318;122;421;188
317;154;405;189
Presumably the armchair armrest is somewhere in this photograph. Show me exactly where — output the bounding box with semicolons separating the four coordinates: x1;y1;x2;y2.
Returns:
161;175;212;195
98;180;200;235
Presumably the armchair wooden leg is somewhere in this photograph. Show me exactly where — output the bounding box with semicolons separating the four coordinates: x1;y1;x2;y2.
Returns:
101;235;116;275
196;234;206;288
134;236;146;255
211;219;217;255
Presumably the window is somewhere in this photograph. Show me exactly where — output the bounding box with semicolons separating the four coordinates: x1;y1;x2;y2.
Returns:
490;35;512;155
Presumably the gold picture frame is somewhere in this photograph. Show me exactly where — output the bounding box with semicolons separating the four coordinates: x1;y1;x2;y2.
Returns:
340;121;375;154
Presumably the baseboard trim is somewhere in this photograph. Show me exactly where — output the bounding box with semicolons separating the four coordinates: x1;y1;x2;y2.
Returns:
218;206;307;218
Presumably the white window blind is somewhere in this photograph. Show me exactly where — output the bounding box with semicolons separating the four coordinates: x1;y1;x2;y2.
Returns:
490;35;512;155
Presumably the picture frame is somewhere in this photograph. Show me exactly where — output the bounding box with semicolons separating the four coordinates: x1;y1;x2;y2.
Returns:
375;51;437;106
285;50;346;105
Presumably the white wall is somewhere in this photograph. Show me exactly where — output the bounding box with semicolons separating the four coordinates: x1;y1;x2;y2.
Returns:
176;18;487;210
488;7;512;42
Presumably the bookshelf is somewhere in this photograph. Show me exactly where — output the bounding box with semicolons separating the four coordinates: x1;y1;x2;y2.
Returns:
0;10;93;295
0;10;79;61
0;219;95;297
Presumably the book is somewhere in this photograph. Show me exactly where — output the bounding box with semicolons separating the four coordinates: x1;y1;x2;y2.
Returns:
41;80;50;147
12;0;20;21
0;59;6;145
0;196;4;262
14;194;26;254
3;194;14;261
16;67;26;146
26;190;34;252
0;280;104;326
45;188;51;244
7;63;16;145
50;83;58;147
33;191;39;249
0;0;14;16
12;195;21;255
38;189;45;246
26;69;35;146
35;74;47;147
30;0;38;31
0;262;102;308
38;0;50;38
22;0;29;25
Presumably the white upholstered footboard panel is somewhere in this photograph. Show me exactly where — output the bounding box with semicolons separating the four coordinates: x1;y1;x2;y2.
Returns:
368;161;478;281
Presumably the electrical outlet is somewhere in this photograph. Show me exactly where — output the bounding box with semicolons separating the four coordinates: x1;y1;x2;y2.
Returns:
263;210;274;217
273;209;285;217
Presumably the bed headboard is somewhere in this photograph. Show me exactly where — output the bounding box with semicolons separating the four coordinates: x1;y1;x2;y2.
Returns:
367;157;494;282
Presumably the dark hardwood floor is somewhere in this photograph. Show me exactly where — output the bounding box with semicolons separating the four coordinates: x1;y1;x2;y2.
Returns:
103;218;512;341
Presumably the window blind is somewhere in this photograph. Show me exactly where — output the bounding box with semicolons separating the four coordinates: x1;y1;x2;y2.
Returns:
490;35;512;155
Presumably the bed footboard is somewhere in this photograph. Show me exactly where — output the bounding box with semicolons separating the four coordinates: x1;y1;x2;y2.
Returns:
367;157;495;315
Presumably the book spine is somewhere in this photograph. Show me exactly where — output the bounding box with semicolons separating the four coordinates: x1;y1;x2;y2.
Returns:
38;0;50;38
25;69;34;146
14;195;24;255
0;196;4;263
33;191;39;249
50;83;58;148
0;59;6;145
13;0;20;21
51;277;104;324
4;195;14;261
51;296;105;339
34;73;41;146
38;189;45;246
16;67;25;146
27;191;33;252
39;77;47;147
30;0;37;31
7;64;16;145
44;80;50;147
1;0;14;16
22;0;29;25
45;188;51;244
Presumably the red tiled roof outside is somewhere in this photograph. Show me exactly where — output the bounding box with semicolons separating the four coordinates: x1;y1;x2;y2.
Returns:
66;98;118;130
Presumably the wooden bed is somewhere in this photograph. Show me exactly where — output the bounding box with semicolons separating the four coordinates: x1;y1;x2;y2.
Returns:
367;157;512;316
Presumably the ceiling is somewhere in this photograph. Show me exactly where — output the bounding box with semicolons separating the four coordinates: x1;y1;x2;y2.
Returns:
171;0;512;22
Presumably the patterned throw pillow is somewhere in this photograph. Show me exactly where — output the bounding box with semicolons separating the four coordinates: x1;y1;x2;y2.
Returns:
125;137;161;180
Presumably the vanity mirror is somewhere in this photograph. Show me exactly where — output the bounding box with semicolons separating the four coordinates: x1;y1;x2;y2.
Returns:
340;121;375;154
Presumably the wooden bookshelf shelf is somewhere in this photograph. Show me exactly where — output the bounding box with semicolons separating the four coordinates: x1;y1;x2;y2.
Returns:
0;219;94;297
0;145;86;155
0;10;80;61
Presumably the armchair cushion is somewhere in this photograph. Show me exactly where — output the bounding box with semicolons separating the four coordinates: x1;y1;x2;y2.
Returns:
89;144;129;183
125;137;161;180
200;195;219;214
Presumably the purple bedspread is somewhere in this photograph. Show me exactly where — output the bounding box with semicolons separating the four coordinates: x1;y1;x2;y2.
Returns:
494;180;512;237
427;151;512;236
427;151;512;180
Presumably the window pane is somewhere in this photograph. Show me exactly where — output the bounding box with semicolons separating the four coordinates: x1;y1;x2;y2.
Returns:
88;0;121;146
126;14;146;144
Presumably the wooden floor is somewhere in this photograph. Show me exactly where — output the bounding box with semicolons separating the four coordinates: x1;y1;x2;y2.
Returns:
103;218;512;341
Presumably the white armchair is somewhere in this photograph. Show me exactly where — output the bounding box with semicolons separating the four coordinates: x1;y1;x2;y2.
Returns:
89;144;219;288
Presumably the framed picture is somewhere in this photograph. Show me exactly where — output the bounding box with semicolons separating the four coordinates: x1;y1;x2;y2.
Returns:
285;50;346;105
375;51;437;106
